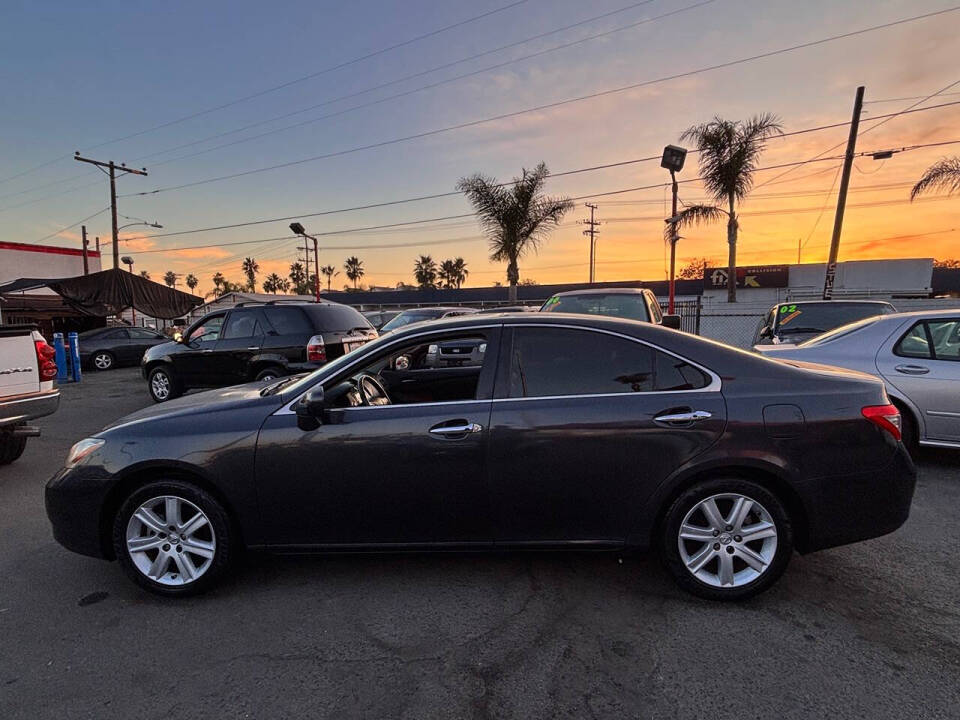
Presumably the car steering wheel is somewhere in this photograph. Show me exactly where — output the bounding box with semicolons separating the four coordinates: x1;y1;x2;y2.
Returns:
357;373;391;406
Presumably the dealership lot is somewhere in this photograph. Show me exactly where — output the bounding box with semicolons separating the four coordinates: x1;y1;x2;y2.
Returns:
2;369;959;719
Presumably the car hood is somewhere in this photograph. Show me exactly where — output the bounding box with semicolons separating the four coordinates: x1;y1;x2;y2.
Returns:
99;383;283;434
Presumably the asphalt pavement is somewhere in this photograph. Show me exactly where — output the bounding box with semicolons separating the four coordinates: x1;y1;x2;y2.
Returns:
1;368;959;719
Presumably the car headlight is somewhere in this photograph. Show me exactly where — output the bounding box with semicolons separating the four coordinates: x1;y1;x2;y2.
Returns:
65;438;105;468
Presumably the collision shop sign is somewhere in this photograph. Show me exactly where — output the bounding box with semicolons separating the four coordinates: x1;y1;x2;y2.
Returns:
704;265;789;289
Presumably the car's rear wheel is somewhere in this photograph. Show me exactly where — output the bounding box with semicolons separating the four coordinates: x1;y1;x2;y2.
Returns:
254;366;283;382
892;400;917;451
0;432;28;465
661;478;793;601
93;351;114;370
112;480;234;596
148;366;182;403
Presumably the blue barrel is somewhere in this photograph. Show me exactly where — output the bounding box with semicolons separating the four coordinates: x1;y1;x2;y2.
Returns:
53;333;69;383
68;332;82;382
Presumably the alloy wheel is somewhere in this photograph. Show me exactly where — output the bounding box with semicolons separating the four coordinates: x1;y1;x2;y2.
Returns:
94;352;113;370
151;371;171;400
125;495;216;586
677;493;778;588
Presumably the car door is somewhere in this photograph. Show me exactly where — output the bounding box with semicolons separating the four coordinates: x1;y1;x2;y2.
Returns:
877;317;960;442
126;328;163;363
171;313;227;385
254;326;503;548
209;309;267;384
487;325;726;545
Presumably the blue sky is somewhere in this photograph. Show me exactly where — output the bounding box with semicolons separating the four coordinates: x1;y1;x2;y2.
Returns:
2;0;959;293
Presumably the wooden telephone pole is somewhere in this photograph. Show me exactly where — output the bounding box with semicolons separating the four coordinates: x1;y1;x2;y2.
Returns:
581;203;600;283
73;153;148;270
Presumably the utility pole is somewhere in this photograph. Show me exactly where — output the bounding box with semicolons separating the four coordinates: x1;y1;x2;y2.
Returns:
81;225;90;275
797;237;802;265
73;153;148;271
289;222;321;302
581;203;600;283
823;86;864;299
668;170;679;314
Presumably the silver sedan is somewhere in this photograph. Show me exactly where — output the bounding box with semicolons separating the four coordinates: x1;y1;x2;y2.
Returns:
756;308;960;449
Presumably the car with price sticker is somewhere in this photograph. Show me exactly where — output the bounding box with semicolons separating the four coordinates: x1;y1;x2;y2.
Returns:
752;300;896;347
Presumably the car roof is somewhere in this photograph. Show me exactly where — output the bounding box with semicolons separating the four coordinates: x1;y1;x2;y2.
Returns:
773;299;894;307
878;307;960;320
549;287;648;297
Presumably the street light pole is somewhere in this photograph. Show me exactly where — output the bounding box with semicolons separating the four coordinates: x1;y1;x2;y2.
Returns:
661;145;688;315
289;222;321;302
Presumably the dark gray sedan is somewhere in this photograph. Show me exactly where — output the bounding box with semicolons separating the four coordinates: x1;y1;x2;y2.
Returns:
47;313;914;601
78;327;167;370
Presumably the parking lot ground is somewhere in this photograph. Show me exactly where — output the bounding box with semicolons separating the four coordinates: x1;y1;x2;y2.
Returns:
1;368;959;719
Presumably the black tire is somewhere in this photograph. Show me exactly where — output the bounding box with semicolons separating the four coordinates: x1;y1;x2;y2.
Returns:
148;365;183;403
112;479;234;597
92;350;115;371
892;400;917;452
254;366;284;382
0;433;28;465
660;477;793;601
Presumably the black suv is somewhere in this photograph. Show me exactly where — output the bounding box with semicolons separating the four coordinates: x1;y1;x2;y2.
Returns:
142;302;376;402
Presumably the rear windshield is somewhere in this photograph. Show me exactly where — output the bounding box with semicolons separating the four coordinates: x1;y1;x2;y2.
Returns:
541;293;651;322
797;316;881;347
380;309;445;332
291;304;372;333
774;303;892;337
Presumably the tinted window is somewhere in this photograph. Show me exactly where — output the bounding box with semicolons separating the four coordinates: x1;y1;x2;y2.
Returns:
302;304;372;332
188;315;224;344
381;309;446;332
128;328;161;339
895;323;931;359
774;303;892;337
509;327;708;398
263;307;312;335
100;329;127;340
540;293;651;322
222;311;263;339
897;319;960;361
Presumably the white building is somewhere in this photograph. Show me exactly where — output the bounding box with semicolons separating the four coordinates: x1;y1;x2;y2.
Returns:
0;240;102;287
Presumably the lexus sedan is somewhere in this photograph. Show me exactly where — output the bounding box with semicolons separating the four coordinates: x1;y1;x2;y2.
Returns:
46;313;915;601
78;326;167;370
756;308;960;449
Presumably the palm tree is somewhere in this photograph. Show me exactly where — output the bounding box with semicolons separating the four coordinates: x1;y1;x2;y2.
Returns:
437;260;455;289
184;274;198;294
288;262;307;294
163;271;178;288
344;257;364;289
451;257;468;288
911;157;960;200
139;270;151;281
241;257;260;292
262;273;281;293
437;258;468;289
211;272;225;297
413;255;438;289
668;114;782;302
457;162;572;302
320;264;339;292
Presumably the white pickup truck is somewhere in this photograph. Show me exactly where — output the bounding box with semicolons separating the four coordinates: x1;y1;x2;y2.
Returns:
0;325;60;464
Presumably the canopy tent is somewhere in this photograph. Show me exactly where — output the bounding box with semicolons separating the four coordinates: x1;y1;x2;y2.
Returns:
0;268;202;320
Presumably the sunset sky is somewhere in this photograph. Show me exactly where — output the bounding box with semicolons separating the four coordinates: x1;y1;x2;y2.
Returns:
2;0;959;297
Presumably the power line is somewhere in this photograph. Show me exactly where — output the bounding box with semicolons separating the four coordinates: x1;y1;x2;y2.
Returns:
33;206;110;244
120;7;960;199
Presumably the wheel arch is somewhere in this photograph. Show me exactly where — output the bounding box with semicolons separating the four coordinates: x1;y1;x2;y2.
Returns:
98;461;243;560
886;391;922;442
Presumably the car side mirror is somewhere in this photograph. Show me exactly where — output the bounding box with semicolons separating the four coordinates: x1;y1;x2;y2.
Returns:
296;386;326;430
661;314;681;330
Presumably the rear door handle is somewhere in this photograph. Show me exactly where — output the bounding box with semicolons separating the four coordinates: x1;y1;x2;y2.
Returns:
653;410;712;426
429;420;483;438
895;364;930;375
246;347;260;351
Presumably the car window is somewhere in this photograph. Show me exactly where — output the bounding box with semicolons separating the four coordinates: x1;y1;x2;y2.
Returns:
221;312;264;340
540;293;651;322
188;315;224;344
302;304;373;332
380;310;443;332
648;295;663;324
508;327;708;398
100;329;128;340
774;303;891;336
128;328;161;339
926;319;960;361
798;317;880;347
895;322;931;359
262;307;312;335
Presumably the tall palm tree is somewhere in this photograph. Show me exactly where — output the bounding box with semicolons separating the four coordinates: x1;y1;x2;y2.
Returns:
438;258;469;289
669;114;782;302
241;257;260;292
262;273;282;293
437;259;455;289
139;270;151;281
320;264;339;292
343;257;364;289
211;272;225;297
413;255;437;289
289;262;307;294
184;274;198;294
163;271;177;288
450;257;468;289
457;162;572;302
911;157;960;200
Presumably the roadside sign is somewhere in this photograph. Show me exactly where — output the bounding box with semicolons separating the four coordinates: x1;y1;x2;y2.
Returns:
704;265;789;289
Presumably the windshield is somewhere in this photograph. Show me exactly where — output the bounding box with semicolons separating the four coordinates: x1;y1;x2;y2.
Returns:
540;293;650;321
797;316;881;347
775;303;892;335
380;310;443;332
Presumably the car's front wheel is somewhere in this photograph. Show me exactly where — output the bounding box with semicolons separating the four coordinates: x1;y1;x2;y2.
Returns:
112;480;234;596
148;366;182;403
0;431;28;465
93;351;114;370
661;478;793;601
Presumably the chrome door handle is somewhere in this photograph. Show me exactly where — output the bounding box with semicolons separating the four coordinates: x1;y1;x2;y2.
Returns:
654;410;712;425
429;422;483;437
246;347;260;351
895;364;930;375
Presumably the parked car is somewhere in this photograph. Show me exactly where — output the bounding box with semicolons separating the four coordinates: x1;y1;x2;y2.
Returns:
141;301;377;402
475;305;537;313
78;326;167;370
48;312;914;600
379;306;478;333
362;309;402;330
752;300;896;346
540;288;681;329
1;325;59;464
755;309;960;449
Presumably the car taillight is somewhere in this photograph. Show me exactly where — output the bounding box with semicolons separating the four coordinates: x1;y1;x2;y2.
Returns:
34;340;58;382
307;335;327;363
862;404;902;442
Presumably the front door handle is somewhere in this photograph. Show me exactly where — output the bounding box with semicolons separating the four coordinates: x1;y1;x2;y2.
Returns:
895;364;930;375
429;420;483;438
653;410;712;426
